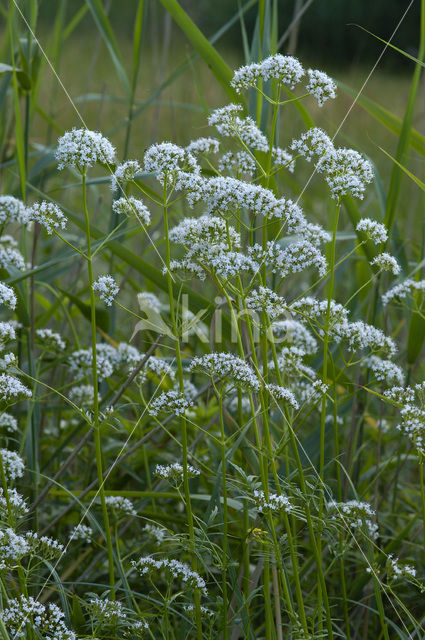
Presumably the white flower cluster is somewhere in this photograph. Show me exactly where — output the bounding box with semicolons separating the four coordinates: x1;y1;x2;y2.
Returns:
144;523;167;545
0;196;29;225
231;54;305;92
189;352;260;391
112;196;151;224
56;128;115;171
35;328;66;351
356;218;388;244
382;278;425;307
318;148;374;200
272;146;295;172
186;137;220;156
93;275;119;305
328;500;378;540
208;104;268;151
105;495;137;517
27;201;67;234
371;252;400;275
291;128;373;199
148;389;193;417
387;554;416;580
265;384;299;409
170;215;240;249
154;462;200;481
218;150;256;176
0;488;27;519
144;142;198;187
132;555;208;594
0;449;25;480
271;319;318;355
366;355;404;386
0;244;26;271
0;412;18;433
0;527;30;569
70;523;93;543
0;321;15;343
25;531;64;559
305;68;337;106
111;159;141;191
291;297;396;356
88;597;126;621
253;489;293;513
385;384;425;453
250;239;327;278
0;282;17;310
246;286;286;319
69;384;94;408
1;596;76;640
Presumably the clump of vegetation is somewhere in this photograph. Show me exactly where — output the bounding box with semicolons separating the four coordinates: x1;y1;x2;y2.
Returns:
1;1;425;638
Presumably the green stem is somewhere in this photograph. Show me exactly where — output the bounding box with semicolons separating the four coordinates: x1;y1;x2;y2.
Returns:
162;180;203;640
82;172;115;599
218;390;229;640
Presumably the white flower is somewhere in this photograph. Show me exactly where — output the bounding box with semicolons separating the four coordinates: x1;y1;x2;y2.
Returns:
111;159;141;191
0;487;27;518
0;282;17;310
70;523;93;543
260;54;304;86
265;384;299;409
366;355;404;386
271;147;296;172
306;69;337;106
291;127;334;161
93;275;119;306
253;489;293;513
144;142;198;186
0;196;29;225
0;374;32;404
148;389;193;416
371;252;400;275
28;201;67;234
186;137;220;155
1;596;76;640
144;523;167;545
112;196;151;225
105;495;137;517
35;328;66;351
189;352;260;391
387;554;416;580
218;151;256;176
245;286;286;319
318;148;373;199
382;278;425;307
88;597;127;622
328;499;378;540
208;104;268;151
56;127;115;171
0;528;30;569
271;319;318;355
356;218;388;244
0;412;18;432
25;531;64;559
132;556;207;594
250;240;327;278
69;384;94;408
0;245;26;271
231;62;263;92
154;461;200;480
0;449;25;480
0;321;15;343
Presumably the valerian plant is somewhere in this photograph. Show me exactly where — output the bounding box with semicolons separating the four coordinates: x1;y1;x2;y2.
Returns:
0;53;424;640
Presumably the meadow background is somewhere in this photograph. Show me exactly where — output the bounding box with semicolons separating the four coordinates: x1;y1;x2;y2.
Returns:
0;0;425;638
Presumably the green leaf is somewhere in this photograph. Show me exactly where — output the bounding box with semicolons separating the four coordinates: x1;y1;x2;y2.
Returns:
158;0;241;104
379;146;425;192
58;288;110;333
84;0;130;96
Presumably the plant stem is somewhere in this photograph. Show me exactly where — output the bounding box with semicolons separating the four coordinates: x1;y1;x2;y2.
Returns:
82;172;115;599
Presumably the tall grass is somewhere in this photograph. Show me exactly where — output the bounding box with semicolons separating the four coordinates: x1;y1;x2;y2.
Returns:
0;1;424;638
